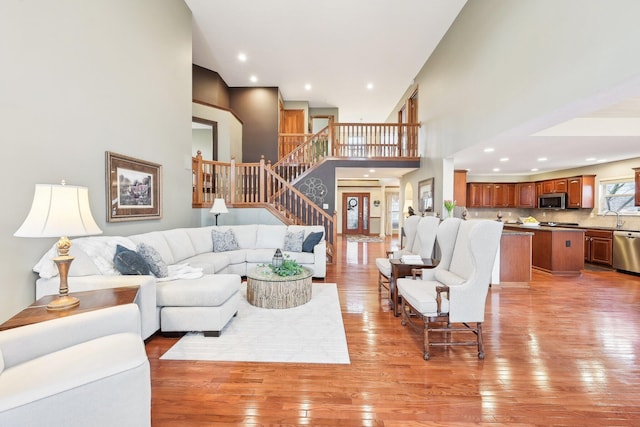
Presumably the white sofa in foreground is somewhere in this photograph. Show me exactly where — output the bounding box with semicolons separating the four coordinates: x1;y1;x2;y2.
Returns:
0;304;151;426
34;224;327;339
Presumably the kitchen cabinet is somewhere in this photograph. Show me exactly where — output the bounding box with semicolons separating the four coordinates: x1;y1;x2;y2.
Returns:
454;170;467;207
542;178;568;194
567;175;595;208
493;183;515;207
516;182;536;208
634;167;640;206
467;183;483;208
535;182;543;207
482;183;494;207
584;229;613;266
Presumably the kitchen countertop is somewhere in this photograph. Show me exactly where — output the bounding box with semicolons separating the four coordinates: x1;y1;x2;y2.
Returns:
503;223;585;232
504;223;637;232
502;229;534;235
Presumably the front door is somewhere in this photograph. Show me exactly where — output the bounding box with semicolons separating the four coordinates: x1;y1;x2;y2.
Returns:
342;193;370;235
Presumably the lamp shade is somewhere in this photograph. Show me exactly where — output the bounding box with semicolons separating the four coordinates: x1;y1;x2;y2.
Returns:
209;198;228;215
14;183;103;238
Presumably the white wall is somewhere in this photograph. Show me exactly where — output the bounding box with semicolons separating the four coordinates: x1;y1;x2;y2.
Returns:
193;128;213;159
193;102;243;162
391;1;640;217
0;0;193;321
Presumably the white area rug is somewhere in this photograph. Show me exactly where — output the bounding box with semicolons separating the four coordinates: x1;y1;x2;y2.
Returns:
160;283;350;364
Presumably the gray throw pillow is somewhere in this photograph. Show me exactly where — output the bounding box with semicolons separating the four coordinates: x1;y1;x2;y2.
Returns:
212;229;239;252
136;243;169;278
302;231;323;253
114;244;150;275
283;230;305;252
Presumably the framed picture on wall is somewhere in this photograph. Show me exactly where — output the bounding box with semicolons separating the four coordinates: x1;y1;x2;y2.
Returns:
418;177;434;213
106;151;162;222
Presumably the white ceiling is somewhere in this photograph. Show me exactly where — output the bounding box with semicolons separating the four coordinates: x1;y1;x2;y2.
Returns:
186;1;640;181
186;0;466;123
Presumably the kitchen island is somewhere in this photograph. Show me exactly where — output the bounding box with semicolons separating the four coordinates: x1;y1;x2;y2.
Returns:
500;230;534;283
504;224;585;276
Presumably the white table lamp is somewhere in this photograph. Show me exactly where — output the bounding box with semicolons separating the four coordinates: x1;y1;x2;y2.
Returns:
15;182;103;310
210;198;228;226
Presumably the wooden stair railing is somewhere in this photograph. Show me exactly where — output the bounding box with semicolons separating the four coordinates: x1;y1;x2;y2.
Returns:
193;122;420;262
193;153;337;262
263;164;336;263
274;127;329;183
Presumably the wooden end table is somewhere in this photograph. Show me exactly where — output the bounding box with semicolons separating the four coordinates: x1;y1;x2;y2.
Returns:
389;258;438;317
0;286;139;331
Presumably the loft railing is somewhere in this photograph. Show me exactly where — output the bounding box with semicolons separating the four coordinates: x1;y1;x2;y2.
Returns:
279;123;419;161
331;123;419;158
192;153;337;262
274;122;419;183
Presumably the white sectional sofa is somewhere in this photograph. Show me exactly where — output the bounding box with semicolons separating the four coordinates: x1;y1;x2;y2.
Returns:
34;224;327;339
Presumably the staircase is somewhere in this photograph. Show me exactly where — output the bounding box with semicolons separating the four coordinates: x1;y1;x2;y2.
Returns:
192;122;420;263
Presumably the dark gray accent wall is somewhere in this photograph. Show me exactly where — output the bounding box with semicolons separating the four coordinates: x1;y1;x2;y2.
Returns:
192;65;230;108
229;87;279;163
294;159;420;214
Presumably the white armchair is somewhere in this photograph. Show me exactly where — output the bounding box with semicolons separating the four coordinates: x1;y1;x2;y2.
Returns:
0;304;151;426
375;215;439;292
397;219;503;360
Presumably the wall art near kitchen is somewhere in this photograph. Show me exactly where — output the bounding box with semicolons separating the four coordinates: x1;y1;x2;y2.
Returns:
106;151;162;222
418;177;434;213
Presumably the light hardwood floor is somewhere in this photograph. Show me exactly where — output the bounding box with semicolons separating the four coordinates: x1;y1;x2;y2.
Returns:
145;235;640;426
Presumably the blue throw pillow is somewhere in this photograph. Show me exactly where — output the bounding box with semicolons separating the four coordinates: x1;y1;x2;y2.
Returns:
114;244;150;275
302;231;323;253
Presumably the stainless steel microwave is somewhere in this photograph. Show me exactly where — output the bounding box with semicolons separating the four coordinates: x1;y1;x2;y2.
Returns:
538;193;566;209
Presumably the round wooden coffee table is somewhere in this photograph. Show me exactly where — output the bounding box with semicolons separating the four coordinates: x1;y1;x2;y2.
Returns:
246;266;313;309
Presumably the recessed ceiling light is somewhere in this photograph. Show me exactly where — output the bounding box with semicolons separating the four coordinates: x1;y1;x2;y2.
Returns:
492;168;500;172
585;157;596;161
249;75;258;83
537;157;547;162
237;53;247;62
499;157;509;162
596;159;607;163
483;148;495;153
366;83;374;90
364;174;369;178
369;169;375;173
531;168;539;172
304;83;312;91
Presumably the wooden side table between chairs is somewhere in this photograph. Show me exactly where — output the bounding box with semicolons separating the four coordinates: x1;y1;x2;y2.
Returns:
389;258;438;317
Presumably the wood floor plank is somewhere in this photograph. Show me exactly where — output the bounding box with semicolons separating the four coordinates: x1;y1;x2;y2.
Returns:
145;235;640;426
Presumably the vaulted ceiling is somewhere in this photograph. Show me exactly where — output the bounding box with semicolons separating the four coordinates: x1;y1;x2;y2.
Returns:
186;1;640;179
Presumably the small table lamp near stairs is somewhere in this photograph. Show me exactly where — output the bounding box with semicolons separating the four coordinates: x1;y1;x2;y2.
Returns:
210;198;228;226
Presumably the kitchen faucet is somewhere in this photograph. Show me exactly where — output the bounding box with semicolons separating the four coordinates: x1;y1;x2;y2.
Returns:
603;210;624;229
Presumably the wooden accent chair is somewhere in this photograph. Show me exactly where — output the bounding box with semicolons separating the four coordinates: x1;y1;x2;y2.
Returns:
375;216;439;292
397;219;503;360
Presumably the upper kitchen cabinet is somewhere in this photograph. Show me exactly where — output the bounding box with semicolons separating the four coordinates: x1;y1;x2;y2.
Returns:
516;182;536;208
566;175;596;208
634;167;640;206
482;183;494;207
494;183;516;207
467;183;483;208
541;178;568;194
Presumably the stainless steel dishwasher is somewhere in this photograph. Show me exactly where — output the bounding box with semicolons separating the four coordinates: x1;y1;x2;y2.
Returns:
613;231;640;274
